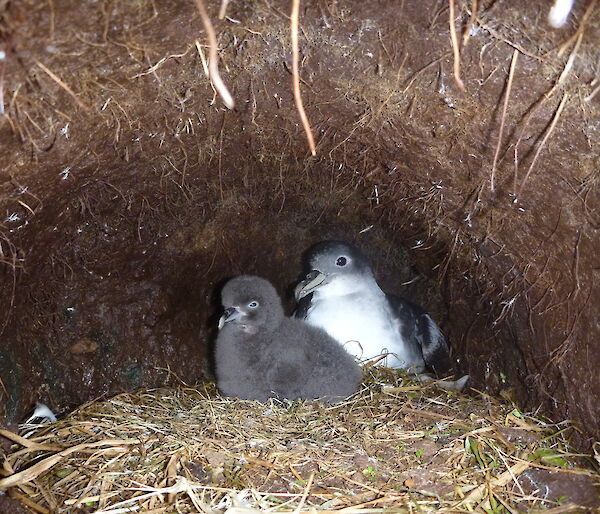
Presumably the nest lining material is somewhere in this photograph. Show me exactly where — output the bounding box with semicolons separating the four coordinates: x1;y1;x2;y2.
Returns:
1;368;598;513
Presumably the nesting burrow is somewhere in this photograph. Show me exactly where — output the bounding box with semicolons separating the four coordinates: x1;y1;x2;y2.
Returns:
0;0;600;508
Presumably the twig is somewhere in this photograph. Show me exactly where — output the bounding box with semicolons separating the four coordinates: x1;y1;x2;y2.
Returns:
490;50;518;192
291;0;317;155
449;0;466;91
517;93;569;198
192;0;235;109
462;0;478;46
35;61;90;111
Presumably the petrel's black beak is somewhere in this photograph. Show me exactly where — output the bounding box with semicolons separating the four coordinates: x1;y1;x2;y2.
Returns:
218;307;241;329
294;270;327;300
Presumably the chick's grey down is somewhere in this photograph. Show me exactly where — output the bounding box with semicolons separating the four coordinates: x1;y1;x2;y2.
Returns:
295;241;466;388
215;275;362;403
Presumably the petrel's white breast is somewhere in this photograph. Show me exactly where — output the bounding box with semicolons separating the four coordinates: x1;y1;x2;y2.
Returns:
305;277;425;371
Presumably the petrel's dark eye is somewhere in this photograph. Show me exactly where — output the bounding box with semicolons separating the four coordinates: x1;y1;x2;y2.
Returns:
336;256;347;267
248;301;259;308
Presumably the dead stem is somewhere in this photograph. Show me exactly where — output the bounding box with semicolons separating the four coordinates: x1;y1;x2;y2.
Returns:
517;93;569;199
192;0;235;109
291;0;317;156
490;50;518;192
448;0;466;91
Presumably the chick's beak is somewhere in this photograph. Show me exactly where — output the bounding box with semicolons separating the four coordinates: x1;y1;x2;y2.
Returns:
295;270;327;300
218;307;241;329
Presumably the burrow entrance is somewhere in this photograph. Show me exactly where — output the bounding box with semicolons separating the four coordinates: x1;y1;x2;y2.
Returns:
1;0;599;454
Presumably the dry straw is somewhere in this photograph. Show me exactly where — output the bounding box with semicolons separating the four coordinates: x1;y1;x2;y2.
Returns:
1;368;598;512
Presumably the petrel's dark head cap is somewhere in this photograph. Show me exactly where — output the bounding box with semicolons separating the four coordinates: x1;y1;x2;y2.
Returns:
304;240;372;276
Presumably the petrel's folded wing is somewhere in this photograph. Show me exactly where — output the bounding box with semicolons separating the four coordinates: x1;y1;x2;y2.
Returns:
387;295;452;377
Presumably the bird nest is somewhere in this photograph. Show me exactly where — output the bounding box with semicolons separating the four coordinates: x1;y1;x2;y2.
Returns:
1;368;599;513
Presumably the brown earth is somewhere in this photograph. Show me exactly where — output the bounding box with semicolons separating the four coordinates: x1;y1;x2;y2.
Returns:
0;0;599;452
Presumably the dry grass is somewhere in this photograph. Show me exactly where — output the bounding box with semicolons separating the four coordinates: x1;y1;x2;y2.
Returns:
1;368;598;513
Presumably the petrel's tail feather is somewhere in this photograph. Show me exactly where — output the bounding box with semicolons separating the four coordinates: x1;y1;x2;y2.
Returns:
419;314;453;376
418;314;469;390
417;373;470;392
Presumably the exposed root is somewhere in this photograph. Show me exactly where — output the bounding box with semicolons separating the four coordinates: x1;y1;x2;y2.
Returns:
47;0;55;40
192;0;235;109
512;33;580;194
402;53;450;94
517;93;569;199
218;0;231;20
291;0;317;156
556;32;583;87
547;287;592;368
557;0;597;56
0;232;19;336
0;49;5;115
462;0;478;46
490;50;518;192
131;45;194;79
584;82;600;103
466;9;550;63
35;61;90;112
448;0;466;91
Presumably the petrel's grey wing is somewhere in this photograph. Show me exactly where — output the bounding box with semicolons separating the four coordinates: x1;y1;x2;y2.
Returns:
266;343;312;399
388;295;452;377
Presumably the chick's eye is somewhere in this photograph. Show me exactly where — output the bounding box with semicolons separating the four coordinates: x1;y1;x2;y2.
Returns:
248;301;259;309
336;256;347;267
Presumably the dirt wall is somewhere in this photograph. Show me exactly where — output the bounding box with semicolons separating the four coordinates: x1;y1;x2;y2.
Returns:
0;0;599;450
